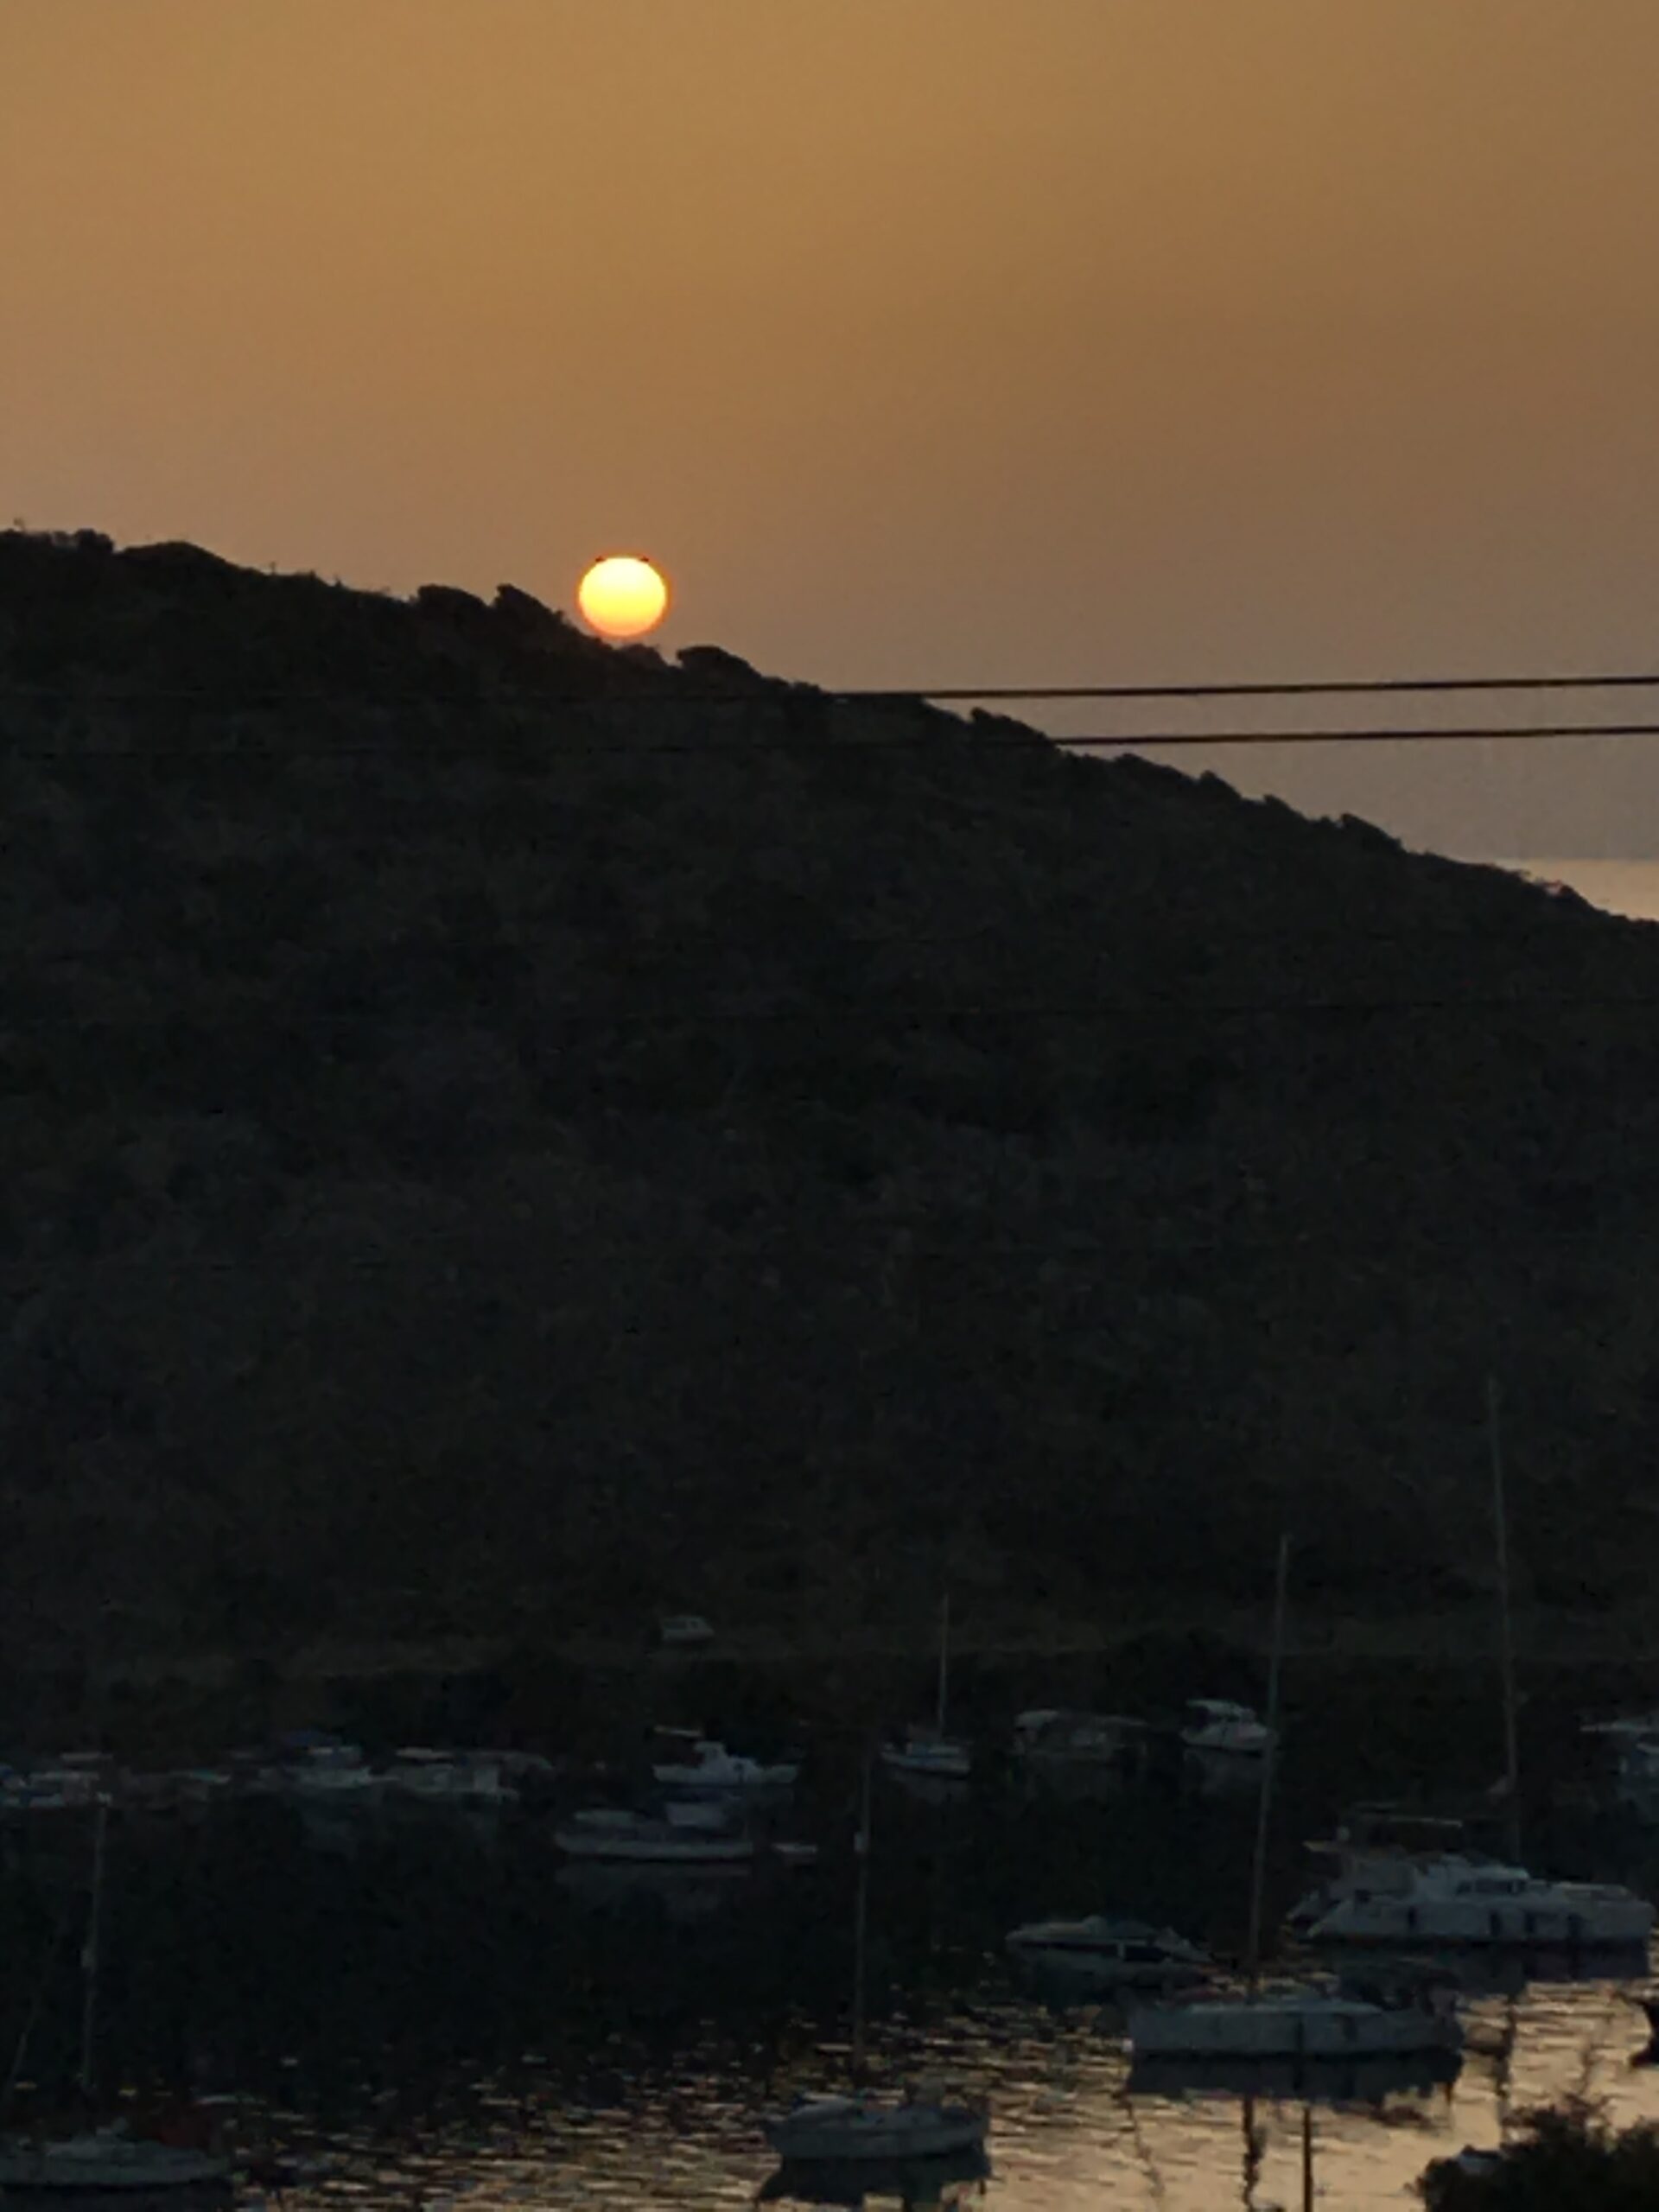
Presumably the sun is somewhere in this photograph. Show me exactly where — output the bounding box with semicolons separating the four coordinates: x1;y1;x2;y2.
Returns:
576;554;670;640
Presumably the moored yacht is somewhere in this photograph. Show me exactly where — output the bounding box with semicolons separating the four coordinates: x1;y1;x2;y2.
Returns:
650;1732;801;1791
1127;1975;1462;2063
1285;1804;1470;1936
382;1748;520;1808
881;1597;971;1783
1006;1914;1210;1986
1301;1852;1653;1948
879;1728;972;1782
763;1754;988;2165
1180;1699;1274;1758
553;1803;753;1863
765;2095;987;2165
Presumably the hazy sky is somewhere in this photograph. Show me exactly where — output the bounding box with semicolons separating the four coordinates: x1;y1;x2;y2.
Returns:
6;0;1659;859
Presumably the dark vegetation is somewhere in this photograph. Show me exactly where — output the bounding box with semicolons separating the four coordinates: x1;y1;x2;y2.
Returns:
1419;2102;1659;2208
5;526;1659;1667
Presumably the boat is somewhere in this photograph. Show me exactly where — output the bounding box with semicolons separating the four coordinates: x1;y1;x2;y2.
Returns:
0;2131;232;2198
880;1598;971;1782
773;1840;821;1866
1128;1977;1462;2062
1013;1707;1158;1769
759;2139;989;2207
552;1807;753;1863
1285;1804;1470;1935
765;2096;988;2165
649;1733;800;1791
1300;1852;1653;1948
0;1800;233;2199
381;1748;520;1809
1127;1536;1463;2073
658;1612;715;1648
1298;1394;1655;1954
763;1756;988;2163
1180;1699;1274;1758
1006;1913;1210;1986
277;1740;382;1804
1584;1714;1659;1812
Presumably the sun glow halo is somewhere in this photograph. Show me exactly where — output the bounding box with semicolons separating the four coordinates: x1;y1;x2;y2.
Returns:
576;554;670;640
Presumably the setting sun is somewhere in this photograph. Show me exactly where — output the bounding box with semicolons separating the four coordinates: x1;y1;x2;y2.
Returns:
576;555;670;641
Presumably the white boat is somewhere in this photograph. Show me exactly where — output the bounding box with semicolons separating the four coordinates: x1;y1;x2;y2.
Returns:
658;1612;715;1648
0;1807;234;2198
763;1756;988;2163
650;1735;800;1791
1128;1537;1459;2072
1302;1852;1654;1948
1584;1715;1659;1810
766;2094;987;2164
1180;1699;1274;1758
1286;1805;1469;1935
382;1749;520;1808
880;1597;971;1782
879;1730;971;1782
1006;1914;1210;1986
553;1808;753;1863
1013;1708;1156;1769
0;1756;118;1815
281;1743;382;1802
0;2131;231;2196
1128;1979;1462;2061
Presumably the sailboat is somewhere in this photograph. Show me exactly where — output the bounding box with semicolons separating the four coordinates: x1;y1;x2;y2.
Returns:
764;1756;988;2163
1298;1382;1652;1954
1126;1537;1464;2074
880;1597;971;1781
0;1796;233;2200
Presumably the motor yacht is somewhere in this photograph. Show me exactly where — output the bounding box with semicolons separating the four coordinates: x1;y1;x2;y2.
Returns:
553;1806;754;1864
1006;1913;1209;1986
1180;1699;1274;1757
1302;1852;1653;1948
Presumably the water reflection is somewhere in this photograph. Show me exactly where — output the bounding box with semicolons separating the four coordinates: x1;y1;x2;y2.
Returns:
760;2145;991;2207
0;1734;1656;2210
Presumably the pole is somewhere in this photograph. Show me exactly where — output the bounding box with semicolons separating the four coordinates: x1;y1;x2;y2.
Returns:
851;1750;872;2082
936;1592;950;1738
1301;2102;1315;2211
1245;1533;1293;1987
79;1795;109;2107
1487;1374;1522;1862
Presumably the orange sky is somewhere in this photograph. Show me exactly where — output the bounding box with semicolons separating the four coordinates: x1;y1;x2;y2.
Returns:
5;0;1659;856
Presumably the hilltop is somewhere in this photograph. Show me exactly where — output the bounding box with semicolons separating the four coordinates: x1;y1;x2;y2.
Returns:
3;527;1657;1672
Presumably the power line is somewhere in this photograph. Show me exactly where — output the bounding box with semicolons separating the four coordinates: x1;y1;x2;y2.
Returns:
909;672;1659;702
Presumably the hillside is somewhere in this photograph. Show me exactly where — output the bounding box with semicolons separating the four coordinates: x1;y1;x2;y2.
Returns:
3;526;1657;1669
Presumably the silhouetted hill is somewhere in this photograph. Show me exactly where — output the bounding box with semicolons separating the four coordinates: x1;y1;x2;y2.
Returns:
3;526;1657;1664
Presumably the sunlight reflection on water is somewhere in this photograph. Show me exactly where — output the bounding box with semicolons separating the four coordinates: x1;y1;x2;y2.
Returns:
268;1960;1659;2212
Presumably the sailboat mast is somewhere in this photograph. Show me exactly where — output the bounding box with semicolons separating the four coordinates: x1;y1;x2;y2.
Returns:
936;1592;950;1738
78;1794;109;2106
1244;1533;1293;1988
850;1749;873;2082
1487;1374;1522;1862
